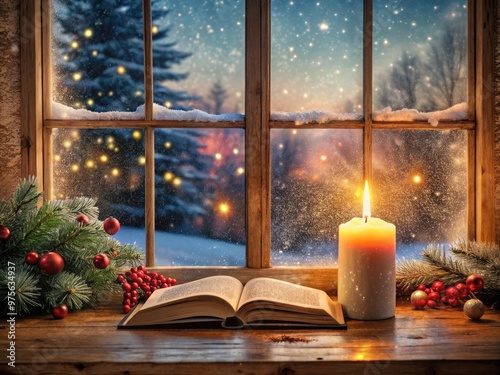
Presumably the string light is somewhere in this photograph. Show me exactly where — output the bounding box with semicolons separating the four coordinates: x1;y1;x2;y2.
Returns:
111;168;120;177
152;25;159;34
73;72;82;81
173;177;182;186
100;155;108;163
219;203;229;214
233;148;239;155
412;174;422;184
117;66;126;74
215;153;222;160
71;164;79;172
320;155;327;161
71;41;79;49
165;141;171;149
138;156;146;165
86;98;94;106
92;50;98;56
163;172;173;181
63;140;72;149
83;28;93;38
54;155;61;162
236;167;244;175
164;101;172;108
85;160;95;168
132;130;142;140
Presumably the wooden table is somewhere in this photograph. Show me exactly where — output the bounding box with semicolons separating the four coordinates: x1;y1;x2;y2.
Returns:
1;298;499;375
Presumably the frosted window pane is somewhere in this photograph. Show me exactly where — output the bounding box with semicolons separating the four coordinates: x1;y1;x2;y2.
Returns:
52;1;144;113
373;130;467;260
154;129;245;266
152;0;245;114
53;128;146;258
271;129;363;266
271;0;363;113
373;0;467;113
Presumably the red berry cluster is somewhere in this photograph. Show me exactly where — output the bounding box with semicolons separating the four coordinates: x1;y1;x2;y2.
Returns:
116;265;177;313
412;274;484;309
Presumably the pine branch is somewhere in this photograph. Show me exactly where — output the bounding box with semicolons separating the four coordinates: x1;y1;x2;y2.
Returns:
11;176;42;215
421;245;472;278
61;196;100;221
0;264;42;315
45;272;93;310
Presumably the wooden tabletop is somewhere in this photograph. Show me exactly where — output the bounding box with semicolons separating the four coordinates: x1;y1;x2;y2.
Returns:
1;298;499;375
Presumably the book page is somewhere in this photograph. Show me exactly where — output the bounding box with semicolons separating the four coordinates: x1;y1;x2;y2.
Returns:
142;275;244;312
238;278;323;310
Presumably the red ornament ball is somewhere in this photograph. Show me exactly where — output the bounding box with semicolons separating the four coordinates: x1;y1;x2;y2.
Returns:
75;214;90;225
466;274;484;293
25;251;39;265
38;252;65;275
93;253;110;269
0;225;11;241
431;280;445;293
52;303;69;319
103;217;120;235
411;290;428;309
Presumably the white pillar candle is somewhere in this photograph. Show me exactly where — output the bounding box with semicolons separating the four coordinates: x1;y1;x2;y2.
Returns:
338;181;396;320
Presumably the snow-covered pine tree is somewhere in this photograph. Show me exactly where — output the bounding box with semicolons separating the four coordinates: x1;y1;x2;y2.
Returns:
52;0;213;232
0;177;143;316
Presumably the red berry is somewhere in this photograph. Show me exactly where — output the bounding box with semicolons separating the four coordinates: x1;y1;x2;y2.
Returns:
103;217;120;235
0;225;11;241
446;287;459;299
130;267;137;273
116;275;125;284
431;280;445;293
448;298;458;307
141;284;150;292
171;279;177;285
138;265;146;271
416;283;426;291
427;300;437;309
161;283;168;288
466;274;484;293
93;253;110;269
38;252;65;275
455;283;469;299
150;272;158;279
143;291;152;300
25;251;39;265
123;299;131;306
428;292;440;302
123;291;131;299
52;303;69;319
75;214;89;225
131;282;139;290
122;305;131;314
441;296;449;305
122;283;132;292
424;288;431;294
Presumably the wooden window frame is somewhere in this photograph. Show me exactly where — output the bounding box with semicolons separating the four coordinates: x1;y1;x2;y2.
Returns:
20;0;496;290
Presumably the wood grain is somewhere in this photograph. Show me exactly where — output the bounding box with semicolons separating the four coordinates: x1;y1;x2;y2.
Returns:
1;299;498;375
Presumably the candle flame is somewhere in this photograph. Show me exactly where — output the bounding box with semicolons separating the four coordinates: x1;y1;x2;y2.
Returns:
363;180;371;221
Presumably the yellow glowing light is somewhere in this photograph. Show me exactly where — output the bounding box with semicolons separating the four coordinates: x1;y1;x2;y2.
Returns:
83;28;93;38
164;172;173;181
111;168;120;177
100;155;108;163
362;180;371;219
279;143;284;149
85;160;95;168
233;148;239;155
73;72;82;81
319;22;329;31
54;155;61;162
164;101;172;108
63;140;72;149
237;167;244;175
152;25;159;34
63;55;69;61
173;177;182;186
108;91;114;96
134;90;142;97
292;130;297;134
413;175;422;184
215;153;222;160
87;98;94;106
132;130;142;140
71;164;79;172
138;156;146;165
97;137;103;144
165;141;171;149
117;66;126;74
71;41;79;49
92;50;98;56
107;136;115;144
114;147;119;152
219;203;229;214
108;144;115;150
320;155;327;161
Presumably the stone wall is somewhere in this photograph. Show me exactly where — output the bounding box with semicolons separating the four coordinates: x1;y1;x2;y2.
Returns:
0;0;499;243
0;0;21;198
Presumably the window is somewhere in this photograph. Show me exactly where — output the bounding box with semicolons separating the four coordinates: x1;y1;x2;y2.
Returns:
21;0;496;289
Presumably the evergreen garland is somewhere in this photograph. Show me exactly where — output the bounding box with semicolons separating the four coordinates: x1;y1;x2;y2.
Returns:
0;177;143;316
397;240;500;305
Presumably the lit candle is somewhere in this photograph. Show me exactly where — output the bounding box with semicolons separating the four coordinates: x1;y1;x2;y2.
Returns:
338;181;396;320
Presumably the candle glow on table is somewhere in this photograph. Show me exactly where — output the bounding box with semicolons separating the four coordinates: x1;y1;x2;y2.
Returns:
338;181;396;320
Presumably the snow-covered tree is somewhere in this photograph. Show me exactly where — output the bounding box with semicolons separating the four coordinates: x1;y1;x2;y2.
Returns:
208;80;229;114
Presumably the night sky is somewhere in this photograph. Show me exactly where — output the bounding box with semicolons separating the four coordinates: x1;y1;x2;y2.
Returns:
160;0;466;113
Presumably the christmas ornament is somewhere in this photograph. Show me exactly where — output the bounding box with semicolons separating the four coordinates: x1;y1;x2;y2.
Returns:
25;251;39;265
38;252;65;275
463;299;485;320
465;274;484;293
0;225;11;241
93;253;110;269
410;290;428;309
103;217;120;235
0;177;144;317
52;303;69;319
75;214;90;225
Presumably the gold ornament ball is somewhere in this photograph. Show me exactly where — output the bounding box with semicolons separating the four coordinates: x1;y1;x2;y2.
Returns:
463;299;485;320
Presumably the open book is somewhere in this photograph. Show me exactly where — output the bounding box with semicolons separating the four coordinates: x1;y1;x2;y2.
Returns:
118;276;345;329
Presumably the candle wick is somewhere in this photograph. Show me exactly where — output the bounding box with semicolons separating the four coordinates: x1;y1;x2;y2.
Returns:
364;216;368;223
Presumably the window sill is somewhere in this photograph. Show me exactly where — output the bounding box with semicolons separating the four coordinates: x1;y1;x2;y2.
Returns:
4;298;499;374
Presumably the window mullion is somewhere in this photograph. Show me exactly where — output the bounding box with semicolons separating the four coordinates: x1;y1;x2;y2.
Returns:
363;0;373;183
143;0;155;266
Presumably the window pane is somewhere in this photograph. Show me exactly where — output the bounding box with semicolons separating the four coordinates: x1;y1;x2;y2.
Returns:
51;0;144;115
271;129;363;266
53;128;146;258
152;0;245;114
271;0;363;113
154;129;245;266
372;130;467;260
373;0;467;114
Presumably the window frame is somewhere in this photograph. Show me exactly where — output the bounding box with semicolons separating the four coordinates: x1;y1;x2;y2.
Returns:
20;0;496;290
